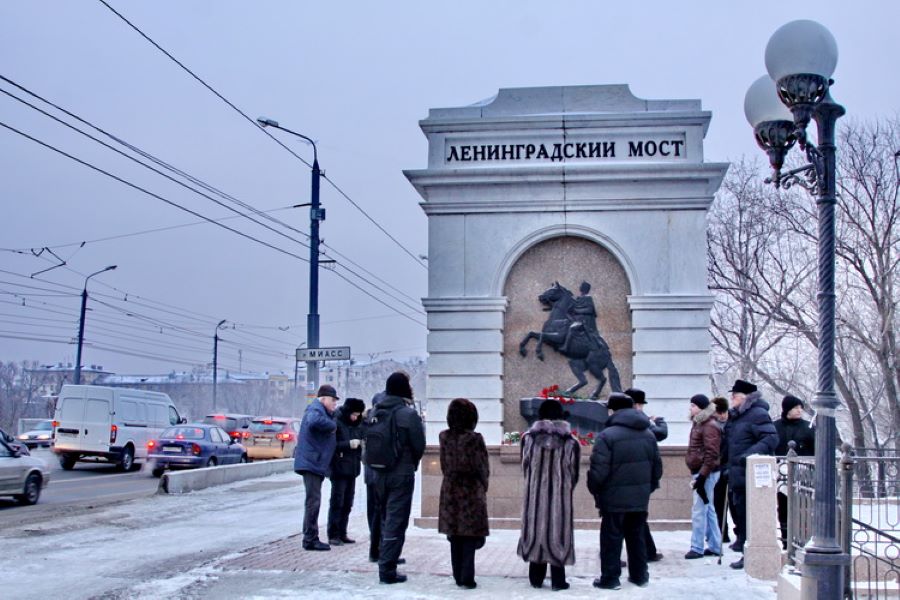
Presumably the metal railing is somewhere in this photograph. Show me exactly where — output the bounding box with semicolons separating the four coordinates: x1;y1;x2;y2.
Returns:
783;446;900;599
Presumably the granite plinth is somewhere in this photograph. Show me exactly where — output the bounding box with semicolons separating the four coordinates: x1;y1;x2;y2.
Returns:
519;397;609;437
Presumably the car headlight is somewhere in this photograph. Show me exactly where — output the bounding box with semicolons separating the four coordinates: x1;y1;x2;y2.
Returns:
37;434;51;440
17;434;27;440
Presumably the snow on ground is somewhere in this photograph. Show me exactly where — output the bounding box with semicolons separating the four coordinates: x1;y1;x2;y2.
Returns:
1;473;305;600
1;473;777;599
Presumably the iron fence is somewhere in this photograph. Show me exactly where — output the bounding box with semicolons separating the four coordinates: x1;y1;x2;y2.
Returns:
783;446;900;599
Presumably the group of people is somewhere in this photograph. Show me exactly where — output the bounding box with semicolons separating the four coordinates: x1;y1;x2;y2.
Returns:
293;371;815;590
292;371;425;585
438;378;815;590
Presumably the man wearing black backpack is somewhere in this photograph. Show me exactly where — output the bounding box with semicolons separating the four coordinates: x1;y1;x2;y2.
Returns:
365;372;425;584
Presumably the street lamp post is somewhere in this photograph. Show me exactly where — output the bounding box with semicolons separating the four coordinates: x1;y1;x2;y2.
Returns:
74;265;117;385
744;19;849;599
212;319;226;410
257;116;323;394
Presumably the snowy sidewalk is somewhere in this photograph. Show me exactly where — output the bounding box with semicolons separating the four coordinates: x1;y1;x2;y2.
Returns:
1;472;778;599
211;527;778;599
141;475;778;599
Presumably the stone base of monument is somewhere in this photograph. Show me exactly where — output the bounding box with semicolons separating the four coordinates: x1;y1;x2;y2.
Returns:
415;444;693;531
520;396;609;436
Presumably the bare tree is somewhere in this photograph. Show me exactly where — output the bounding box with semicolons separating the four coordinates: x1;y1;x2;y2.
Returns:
709;117;900;451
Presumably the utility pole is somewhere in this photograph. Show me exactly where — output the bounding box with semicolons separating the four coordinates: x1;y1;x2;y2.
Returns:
308;151;321;393
74;265;117;385
212;319;226;410
256;117;323;396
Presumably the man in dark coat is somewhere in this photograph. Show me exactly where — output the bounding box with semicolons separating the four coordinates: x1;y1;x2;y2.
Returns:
439;398;490;589
365;391;386;563
372;372;425;585
293;384;339;551
775;395;815;548
627;388;666;563
327;397;366;546
588;393;663;590
723;379;778;569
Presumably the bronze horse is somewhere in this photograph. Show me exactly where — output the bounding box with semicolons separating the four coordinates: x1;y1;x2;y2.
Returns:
518;282;622;399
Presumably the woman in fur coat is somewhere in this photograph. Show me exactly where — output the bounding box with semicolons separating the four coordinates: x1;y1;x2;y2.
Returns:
438;398;490;589
517;399;580;591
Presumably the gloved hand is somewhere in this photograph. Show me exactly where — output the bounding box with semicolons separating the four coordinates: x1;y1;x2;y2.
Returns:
349;439;361;449
693;474;709;504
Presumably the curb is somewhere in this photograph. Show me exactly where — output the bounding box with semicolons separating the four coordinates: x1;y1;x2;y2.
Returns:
159;459;294;494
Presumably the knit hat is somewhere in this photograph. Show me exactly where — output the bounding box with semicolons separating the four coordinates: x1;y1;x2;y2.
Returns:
343;397;366;415
782;395;804;419
607;392;634;411
538;399;567;421
690;394;711;410
316;384;339;399
385;372;413;399
729;379;758;395
624;388;646;405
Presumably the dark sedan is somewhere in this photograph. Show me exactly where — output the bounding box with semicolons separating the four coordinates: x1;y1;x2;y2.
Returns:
147;424;248;478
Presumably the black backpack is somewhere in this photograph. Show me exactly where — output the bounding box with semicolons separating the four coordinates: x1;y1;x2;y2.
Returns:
364;403;401;471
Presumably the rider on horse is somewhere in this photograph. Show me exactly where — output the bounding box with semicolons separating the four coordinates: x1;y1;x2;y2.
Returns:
560;281;608;353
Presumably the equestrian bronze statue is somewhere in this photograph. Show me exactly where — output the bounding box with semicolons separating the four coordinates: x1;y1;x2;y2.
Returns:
519;281;622;399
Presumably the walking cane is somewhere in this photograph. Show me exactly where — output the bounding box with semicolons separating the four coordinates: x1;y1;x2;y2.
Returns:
717;480;729;566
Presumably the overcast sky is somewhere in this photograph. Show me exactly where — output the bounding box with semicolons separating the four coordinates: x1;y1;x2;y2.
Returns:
1;0;898;376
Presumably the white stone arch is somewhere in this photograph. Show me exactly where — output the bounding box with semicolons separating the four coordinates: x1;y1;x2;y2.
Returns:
492;224;640;298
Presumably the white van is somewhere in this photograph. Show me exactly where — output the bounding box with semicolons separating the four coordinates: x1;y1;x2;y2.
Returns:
52;385;185;471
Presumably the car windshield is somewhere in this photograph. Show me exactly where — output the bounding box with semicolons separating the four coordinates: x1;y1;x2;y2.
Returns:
250;420;286;433
160;427;206;440
203;416;237;430
34;421;53;431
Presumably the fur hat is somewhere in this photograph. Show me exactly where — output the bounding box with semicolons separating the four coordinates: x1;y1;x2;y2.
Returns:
607;392;634;411
729;379;758;395
538;399;567;421
316;384;339;399
385;372;412;399
782;395;804;418
712;396;729;414
624;388;646;405
447;398;478;430
342;397;366;415
690;394;711;410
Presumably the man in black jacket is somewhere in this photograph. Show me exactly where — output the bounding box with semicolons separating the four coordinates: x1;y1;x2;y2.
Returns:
723;379;778;569
327;397;366;546
372;372;426;585
627;388;666;563
588;393;663;590
775;395;815;548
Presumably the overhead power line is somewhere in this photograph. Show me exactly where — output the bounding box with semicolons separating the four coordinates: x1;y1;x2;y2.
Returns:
0;204;299;253
0;120;311;264
1;73;426;319
96;0;428;271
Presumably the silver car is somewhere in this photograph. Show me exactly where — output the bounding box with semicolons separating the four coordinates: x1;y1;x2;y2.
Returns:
0;438;49;505
17;419;54;449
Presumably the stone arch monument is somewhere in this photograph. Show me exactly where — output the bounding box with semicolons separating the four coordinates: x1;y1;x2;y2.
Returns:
406;84;728;447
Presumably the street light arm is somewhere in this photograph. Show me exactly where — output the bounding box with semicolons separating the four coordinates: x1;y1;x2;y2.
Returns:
256;116;317;164
84;264;117;288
